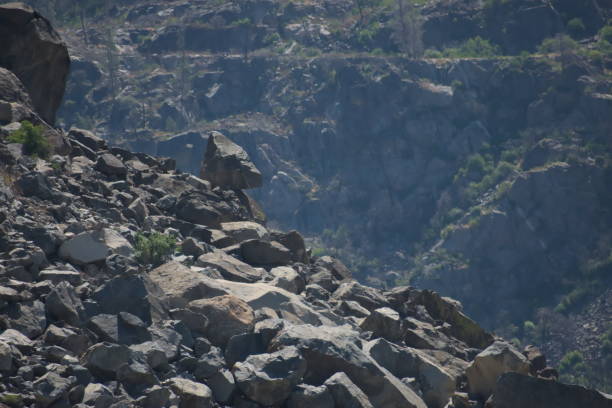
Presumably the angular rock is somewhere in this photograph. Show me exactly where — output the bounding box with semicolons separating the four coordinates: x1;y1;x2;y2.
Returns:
490;372;612;408
273;230;309;264
193;346;225;380
148;261;227;309
175;196;222;227
287;383;335;408
200;131;262;190
196;250;264;283
240;239;292;266
365;338;455;408
466;341;530;399
332;281;390;311
188;295;254;347
95;153;127;177
221;221;269;243
38;269;82;286
270;324;427;408
208;368;236;403
167;377;212;408
33;372;72;408
0;341;13;372
0;3;70;124
270;266;305;294
316;256;352;280
360;307;404;342
46;282;84;325
233;346;307;406
59;229;133;265
324;372;374;408
92;274;168;325
81;342;132;380
6;300;46;338
44;324;89;353
82;383;114;407
68;128;106;151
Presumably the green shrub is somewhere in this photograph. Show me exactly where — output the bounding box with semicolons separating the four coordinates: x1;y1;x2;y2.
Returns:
567;18;585;38
537;34;578;54
441;37;501;58
599;25;612;43
7;120;50;158
135;232;176;266
424;49;443;58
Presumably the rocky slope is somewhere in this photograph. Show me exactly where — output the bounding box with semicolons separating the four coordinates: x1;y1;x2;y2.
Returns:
17;0;612;391
0;3;611;407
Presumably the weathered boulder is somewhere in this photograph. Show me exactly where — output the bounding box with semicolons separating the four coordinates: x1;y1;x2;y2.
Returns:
196;250;264;283
240;239;293;266
92;274;168;325
270;266;305;294
272;230;310;264
175;195;222;227
221;221;269;242
233;346;307;406
287;384;335;408
148;261;228;308
33;371;72;408
200;131;262;190
45;281;84;326
59;228;133;265
490;372;612;408
82;383;114;407
188;295;255;347
167;377;212;408
365;338;455;408
332;281;390;310
0;2;70;124
360;307;404;342
68;128;106;151
95;153;128;177
324;372;374;408
208;368;236;403
81;342;132;380
466;341;530;399
270;324;427;408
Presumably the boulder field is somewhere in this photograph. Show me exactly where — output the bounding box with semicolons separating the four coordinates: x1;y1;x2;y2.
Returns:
0;2;611;408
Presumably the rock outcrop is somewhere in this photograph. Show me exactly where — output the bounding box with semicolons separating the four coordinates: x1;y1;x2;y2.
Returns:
0;2;70;125
200;131;263;190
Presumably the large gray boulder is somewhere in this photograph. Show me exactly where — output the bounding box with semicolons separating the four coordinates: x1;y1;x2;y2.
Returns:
490;372;612;408
240;239;293;266
364;338;455;408
167;377;212;408
59;228;133;265
269;324;427;408
466;341;530;399
324;372;374;408
196;250;264;283
188;295;255;347
200;131;262;190
148;261;228;309
233;346;307;406
0;3;70;125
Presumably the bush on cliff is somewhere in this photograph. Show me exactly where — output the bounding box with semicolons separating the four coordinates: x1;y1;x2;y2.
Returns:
7;120;49;158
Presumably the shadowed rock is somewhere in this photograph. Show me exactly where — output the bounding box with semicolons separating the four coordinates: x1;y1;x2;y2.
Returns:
0;3;70;124
200;131;262;190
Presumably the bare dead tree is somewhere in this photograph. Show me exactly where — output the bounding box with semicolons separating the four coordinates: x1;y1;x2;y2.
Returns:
391;0;424;58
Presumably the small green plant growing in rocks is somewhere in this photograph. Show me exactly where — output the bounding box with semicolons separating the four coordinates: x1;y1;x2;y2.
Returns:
7;120;50;158
135;232;176;266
